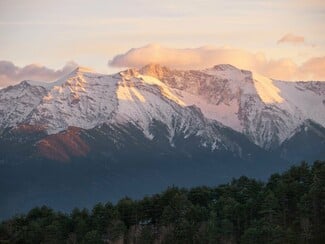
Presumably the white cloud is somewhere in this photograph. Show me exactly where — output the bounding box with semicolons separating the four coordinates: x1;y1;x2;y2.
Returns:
109;44;325;80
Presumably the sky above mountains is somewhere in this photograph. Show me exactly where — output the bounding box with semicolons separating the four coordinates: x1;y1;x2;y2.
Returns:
0;0;324;86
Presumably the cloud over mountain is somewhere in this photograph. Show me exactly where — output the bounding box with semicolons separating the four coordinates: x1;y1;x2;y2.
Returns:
0;61;78;87
109;44;325;80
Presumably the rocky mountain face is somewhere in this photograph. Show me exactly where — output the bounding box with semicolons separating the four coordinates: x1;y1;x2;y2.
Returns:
0;64;324;219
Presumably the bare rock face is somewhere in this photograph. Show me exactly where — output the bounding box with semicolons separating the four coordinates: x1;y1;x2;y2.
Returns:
37;127;90;162
139;63;171;80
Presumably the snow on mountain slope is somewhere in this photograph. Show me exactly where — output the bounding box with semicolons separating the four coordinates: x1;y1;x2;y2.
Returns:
111;70;232;150
26;67;119;133
0;67;222;150
252;73;283;104
274;80;325;129
0;64;324;151
139;64;324;149
0;81;47;132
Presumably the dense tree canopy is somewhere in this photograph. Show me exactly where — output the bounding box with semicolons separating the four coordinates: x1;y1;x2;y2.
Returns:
0;161;324;243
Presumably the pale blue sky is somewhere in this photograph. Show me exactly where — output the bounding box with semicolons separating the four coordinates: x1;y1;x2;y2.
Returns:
0;0;324;74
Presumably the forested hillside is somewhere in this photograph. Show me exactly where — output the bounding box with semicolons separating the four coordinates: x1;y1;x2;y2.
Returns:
1;161;324;244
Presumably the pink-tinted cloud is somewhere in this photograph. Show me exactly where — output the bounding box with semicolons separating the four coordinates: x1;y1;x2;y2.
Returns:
0;61;78;87
277;33;305;45
110;44;263;70
300;56;325;79
109;44;325;80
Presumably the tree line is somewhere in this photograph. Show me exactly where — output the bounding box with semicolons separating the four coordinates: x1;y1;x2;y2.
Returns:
0;160;324;243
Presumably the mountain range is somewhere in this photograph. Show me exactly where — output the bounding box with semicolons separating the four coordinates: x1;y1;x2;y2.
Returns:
0;64;324;219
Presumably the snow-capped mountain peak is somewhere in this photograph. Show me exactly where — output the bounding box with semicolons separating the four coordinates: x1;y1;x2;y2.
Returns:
0;80;47;132
138;64;325;148
0;64;324;150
